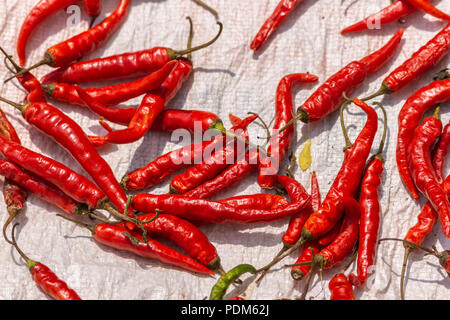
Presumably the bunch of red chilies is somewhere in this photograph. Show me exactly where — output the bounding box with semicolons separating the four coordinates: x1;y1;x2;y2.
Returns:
0;0;448;301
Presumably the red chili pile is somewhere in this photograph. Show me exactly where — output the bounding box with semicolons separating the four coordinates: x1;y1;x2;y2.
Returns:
0;0;449;301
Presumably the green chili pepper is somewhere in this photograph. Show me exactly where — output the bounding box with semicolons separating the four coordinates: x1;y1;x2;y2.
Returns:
209;264;256;300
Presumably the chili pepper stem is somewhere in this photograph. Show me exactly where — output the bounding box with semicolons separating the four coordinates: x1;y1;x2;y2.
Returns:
3;208;22;245
0;47;22;73
400;247;411;300
248;112;271;146
0;96;27;113
168;22;223;59
299;249;317;300
98;200;140;225
359;84;390;102
89;16;97;29
186;17;194;61
4;53;53;83
339;100;353;150
10;223;37;269
56;214;96;234
372;102;388;158
192;0;218;18
378;238;436;255
255;245;288;284
274;109;308;137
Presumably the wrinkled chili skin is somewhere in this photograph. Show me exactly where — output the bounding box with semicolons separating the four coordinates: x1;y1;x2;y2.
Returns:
250;0;303;52
152;109;219;134
349;156;384;287
384;22;450;93
314;196;361;270
299;30;403;123
0;135;104;209
409;116;450;238
302;99;377;240
43;60;177;109
122;139;217;191
184;149;260;199
31;263;81;300
21;102;128;212
291;241;320;280
0;159;85;215
169;115;257;195
17;0;80;66
329;273;355;300
45;0;130;67
432;122;450;184
132;175;311;224
41;47;171;84
396;79;450;200
217;194;290;210
120;213;220;269
341;0;416;34
258;73;318;188
93;223;213;275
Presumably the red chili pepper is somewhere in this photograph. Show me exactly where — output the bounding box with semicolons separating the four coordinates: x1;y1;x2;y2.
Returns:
131;175;311;225
119;213;220;270
396;79;450;200
250;0;303;52
405;0;450;20
41;60;177;109
279;30;402;130
0;158;89;217
408;108;450;238
348;103;387;288
310;171;321;212
0;134;105;209
169;114;258;195
16;0;80;66
257;73;318;189
217;194;290;210
11;224;81;300
291;242;320;280
317;218;342;247
365;22;450;100
11;0;131;79
40;22;223;84
341;0;417;34
121;138;218;191
0;98;131;215
61;217;214;275
152;109;219;134
432;122;450;184
329;273;355;300
183;149;260;199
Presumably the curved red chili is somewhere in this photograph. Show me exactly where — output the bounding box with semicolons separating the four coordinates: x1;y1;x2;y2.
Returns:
40;23;223;84
341;0;416;34
291;242;320;280
12;0;130;78
42;60;177;109
257;73;318;189
432;122;450;184
11;224;81;300
131;175;311;225
408;109;450;238
16;0;80;66
120;213;220;270
396;79;450;200
217;194;290;210
250;0;303;51
329;273;355;300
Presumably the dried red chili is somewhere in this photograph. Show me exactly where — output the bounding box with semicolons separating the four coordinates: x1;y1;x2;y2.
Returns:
250;0;303;51
84;0;102;27
40;22;223;84
258;73;318;189
291;241;320;280
432;122;450;184
16;0;80;66
341;0;416;34
10;0;131;79
396;79;450;200
408;108;450;238
11;224;81;300
329;273;355;300
59;216;214;275
349;103;387;287
131;175;311;225
405;0;450;20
